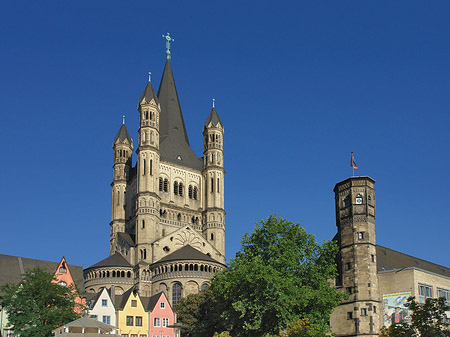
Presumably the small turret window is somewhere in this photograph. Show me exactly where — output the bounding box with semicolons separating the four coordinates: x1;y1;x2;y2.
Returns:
174;181;178;195
142;220;145;229
211;178;214;192
210;233;214;240
217;178;220;193
145;111;149;120
143;159;146;175
150;159;153;176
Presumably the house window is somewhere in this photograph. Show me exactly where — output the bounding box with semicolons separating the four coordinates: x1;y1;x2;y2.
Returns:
58;281;67;286
172;282;182;306
102;299;107;307
437;288;450;305
347;312;353;320
162;317;169;327
131;335;138;337
154;317;161;327
126;316;133;326
160;302;165;309
361;308;367;316
358;232;364;240
121;335;129;337
59;265;67;273
140;335;147;337
345;262;352;271
136;316;143;326
102;315;110;324
131;300;137;307
418;283;433;303
89;314;98;320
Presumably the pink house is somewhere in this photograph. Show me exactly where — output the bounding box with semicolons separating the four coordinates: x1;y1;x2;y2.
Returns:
146;292;176;337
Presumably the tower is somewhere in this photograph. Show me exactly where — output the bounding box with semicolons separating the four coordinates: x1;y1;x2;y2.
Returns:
202;101;225;256
136;75;161;266
110;119;133;254
331;176;380;337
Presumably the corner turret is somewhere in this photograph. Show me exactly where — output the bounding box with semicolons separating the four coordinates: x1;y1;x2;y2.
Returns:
202;100;225;257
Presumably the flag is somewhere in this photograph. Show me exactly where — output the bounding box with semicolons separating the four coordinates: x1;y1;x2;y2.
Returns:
350;152;358;170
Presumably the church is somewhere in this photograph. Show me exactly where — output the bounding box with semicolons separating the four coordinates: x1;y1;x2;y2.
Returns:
82;36;450;337
84;34;226;306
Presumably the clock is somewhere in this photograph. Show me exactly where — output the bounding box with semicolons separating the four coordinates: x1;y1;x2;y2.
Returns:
355;194;363;204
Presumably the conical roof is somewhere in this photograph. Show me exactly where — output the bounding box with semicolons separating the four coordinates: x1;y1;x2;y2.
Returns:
157;59;203;170
85;252;132;270
138;80;159;107
204;107;223;130
113;123;133;147
156;245;220;264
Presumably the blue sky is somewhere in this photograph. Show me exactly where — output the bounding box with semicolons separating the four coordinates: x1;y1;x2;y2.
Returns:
1;1;449;269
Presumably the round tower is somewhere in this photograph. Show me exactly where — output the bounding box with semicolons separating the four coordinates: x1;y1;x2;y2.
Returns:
202;100;225;257
111;119;133;255
135;75;162;267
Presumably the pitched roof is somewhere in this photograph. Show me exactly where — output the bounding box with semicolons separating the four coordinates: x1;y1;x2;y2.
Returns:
86;252;132;270
157;59;203;171
118;232;135;246
138;80;159;107
141;291;164;311
0;254;84;293
112;123;133;147
60;316;117;329
114;286;137;310
376;245;450;277
204;107;223;130
157;245;220;264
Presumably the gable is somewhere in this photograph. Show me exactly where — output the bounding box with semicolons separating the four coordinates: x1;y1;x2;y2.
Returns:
152;226;224;263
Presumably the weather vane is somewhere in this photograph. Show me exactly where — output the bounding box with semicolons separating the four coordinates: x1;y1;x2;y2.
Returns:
212;98;215;108
162;33;174;59
122;115;126;125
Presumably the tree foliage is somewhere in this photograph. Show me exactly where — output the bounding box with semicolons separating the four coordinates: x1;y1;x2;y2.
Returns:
380;296;450;337
176;215;342;337
1;267;82;337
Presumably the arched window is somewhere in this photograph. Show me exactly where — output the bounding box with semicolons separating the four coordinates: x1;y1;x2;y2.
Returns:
193;187;198;200
174;181;178;195
142;220;145;229
150;159;153;175
211;233;214;240
179;183;183;196
172;283;182;306
159;178;163;191
143;249;147;260
211;178;214;192
201;283;209;291
150;111;154;120
143;159;146;175
145;111;149;120
188;185;193;199
217;178;220;193
164;179;168;192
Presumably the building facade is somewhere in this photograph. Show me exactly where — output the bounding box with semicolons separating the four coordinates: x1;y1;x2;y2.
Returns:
85;39;226;306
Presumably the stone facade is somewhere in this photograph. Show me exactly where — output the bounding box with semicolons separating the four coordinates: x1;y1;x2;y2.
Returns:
84;51;226;306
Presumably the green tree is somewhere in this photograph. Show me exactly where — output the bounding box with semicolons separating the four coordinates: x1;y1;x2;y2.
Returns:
209;215;343;337
1;267;82;337
380;296;450;337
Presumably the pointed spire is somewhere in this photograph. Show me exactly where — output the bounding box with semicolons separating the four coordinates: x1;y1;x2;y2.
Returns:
148;72;151;82
138;72;159;108
113;119;133;148
157;59;190;144
204;100;223;131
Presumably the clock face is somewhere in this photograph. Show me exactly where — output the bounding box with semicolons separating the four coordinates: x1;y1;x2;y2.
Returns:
356;197;363;204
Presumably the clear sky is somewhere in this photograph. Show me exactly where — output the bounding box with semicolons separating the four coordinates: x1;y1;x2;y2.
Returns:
1;1;449;270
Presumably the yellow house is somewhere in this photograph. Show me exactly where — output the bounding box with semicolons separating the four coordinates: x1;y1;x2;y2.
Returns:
116;288;149;337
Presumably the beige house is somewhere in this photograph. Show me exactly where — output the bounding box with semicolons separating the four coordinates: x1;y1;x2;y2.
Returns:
84;39;226;306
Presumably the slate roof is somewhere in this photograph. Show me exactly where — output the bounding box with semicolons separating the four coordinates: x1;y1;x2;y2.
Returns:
141;291;164;311
52;317;119;336
118;232;135;246
157;59;203;171
204;107;223;130
156;245;220;264
0;254;84;293
376;245;450;277
138;80;159;107
113;286;135;310
112;123;133;147
85;252;132;270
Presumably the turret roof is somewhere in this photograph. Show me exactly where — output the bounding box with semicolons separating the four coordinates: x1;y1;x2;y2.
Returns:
85;252;132;269
157;59;203;171
138;80;159;107
113;123;133;147
204;107;223;130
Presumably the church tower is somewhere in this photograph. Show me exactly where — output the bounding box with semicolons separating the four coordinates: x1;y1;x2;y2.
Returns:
110;120;133;254
331;177;380;337
202;101;225;256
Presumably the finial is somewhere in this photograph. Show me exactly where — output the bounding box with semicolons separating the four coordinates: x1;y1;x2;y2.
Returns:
122;115;125;125
162;32;175;59
212;98;215;108
148;72;151;82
